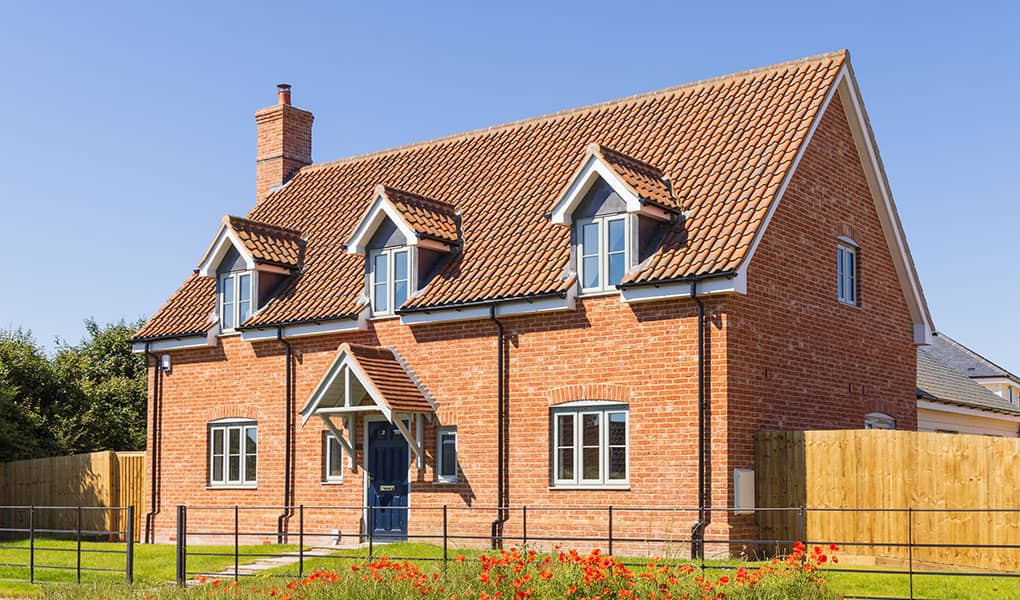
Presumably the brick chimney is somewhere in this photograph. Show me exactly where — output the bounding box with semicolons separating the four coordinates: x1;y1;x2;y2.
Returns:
255;84;313;203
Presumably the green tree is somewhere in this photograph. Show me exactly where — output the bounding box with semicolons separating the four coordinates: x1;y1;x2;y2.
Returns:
52;319;149;453
0;329;63;459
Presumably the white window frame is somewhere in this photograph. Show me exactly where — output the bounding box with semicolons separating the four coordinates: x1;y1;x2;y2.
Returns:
209;419;257;488
323;431;343;484
837;241;858;306
864;412;895;430
577;214;629;294
435;426;458;484
219;271;256;332
368;246;412;316
551;404;629;489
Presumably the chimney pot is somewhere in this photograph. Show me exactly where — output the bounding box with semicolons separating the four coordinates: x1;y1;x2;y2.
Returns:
277;83;292;105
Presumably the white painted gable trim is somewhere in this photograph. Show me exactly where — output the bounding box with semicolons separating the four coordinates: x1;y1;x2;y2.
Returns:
346;186;421;255
300;346;394;426
732;64;934;344
550;147;671;226
196;222;257;277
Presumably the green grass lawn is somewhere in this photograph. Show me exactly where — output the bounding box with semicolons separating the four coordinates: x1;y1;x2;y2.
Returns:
0;538;297;598
3;540;1020;599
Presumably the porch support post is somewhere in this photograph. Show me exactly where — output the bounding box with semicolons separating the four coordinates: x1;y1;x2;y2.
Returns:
415;414;424;469
392;415;423;465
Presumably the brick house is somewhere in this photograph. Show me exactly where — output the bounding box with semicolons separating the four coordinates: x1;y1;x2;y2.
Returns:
131;50;934;552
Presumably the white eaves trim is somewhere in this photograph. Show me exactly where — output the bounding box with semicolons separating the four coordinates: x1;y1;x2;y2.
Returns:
400;290;576;326
731;63;935;345
196;221;257;277
918;399;1020;423
620;274;741;304
240;309;370;342
131;326;220;354
550;146;672;226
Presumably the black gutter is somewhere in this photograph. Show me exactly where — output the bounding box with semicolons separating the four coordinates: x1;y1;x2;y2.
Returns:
489;305;508;548
131;331;210;344
237;312;364;332
690;281;707;559
276;328;295;543
400;291;568;314
143;344;162;544
616;270;738;290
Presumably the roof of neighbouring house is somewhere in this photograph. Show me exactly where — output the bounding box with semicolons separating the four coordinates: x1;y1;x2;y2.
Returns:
134;51;852;340
921;334;1020;383
917;348;1020;416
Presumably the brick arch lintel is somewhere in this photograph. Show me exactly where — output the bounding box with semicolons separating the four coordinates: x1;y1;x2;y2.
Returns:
547;383;631;406
205;404;270;424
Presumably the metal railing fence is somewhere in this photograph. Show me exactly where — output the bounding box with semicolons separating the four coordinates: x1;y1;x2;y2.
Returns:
173;504;1020;600
0;505;134;585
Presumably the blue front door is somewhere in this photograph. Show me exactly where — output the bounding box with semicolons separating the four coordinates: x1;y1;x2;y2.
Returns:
367;421;409;540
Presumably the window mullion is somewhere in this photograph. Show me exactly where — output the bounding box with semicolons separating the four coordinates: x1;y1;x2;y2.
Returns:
600;218;609;291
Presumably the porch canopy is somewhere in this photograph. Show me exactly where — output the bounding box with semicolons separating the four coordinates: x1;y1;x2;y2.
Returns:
300;343;436;469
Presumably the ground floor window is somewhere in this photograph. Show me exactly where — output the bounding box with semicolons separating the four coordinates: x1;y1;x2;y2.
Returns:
552;404;628;488
864;412;895;430
209;420;257;487
323;432;343;483
435;426;457;483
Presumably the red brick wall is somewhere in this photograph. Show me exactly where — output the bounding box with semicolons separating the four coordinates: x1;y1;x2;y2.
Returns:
722;94;917;543
144;93;917;556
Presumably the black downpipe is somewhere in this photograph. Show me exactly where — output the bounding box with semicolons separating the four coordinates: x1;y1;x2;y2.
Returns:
489;306;507;548
690;282;707;559
276;329;294;543
143;344;162;544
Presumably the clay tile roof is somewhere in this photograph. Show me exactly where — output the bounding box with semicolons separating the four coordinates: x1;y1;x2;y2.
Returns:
345;343;435;414
380;186;460;246
592;144;677;211
134;274;215;340
136;51;847;337
225;216;305;270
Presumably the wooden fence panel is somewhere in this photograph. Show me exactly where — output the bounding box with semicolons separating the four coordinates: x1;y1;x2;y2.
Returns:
0;451;144;541
757;430;1020;571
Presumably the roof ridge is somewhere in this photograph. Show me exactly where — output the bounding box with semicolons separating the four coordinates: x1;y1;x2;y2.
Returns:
297;50;848;176
938;333;1019;381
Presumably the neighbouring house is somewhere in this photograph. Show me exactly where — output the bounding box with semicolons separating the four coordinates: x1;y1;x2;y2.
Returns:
916;336;1020;436
130;50;934;552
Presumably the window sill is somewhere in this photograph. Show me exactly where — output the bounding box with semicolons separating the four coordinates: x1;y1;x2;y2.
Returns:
369;314;401;321
218;331;242;337
207;484;257;490
578;290;621;299
549;484;630;491
321;480;343;486
433;479;459;485
838;300;863;310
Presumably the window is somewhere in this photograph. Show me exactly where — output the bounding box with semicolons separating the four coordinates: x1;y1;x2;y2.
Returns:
552;405;628;487
209;421;257;487
864;413;895;430
370;247;410;315
323;432;343;483
578;215;628;293
435;426;457;483
837;242;858;306
220;272;254;331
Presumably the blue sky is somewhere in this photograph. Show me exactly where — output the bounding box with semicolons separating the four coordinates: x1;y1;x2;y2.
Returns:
1;1;1017;369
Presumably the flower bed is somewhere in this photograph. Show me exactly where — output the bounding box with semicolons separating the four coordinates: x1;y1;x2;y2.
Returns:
192;541;839;599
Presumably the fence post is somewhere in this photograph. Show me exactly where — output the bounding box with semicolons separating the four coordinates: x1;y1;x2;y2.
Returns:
608;506;614;556
28;506;34;584
442;505;448;568
126;506;135;584
908;507;914;600
522;506;527;548
368;505;374;562
799;506;807;564
234;505;240;581
76;506;82;584
175;505;187;586
298;505;305;578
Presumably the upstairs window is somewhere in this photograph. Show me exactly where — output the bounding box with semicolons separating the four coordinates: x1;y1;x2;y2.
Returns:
837;241;858;306
220;271;254;331
578;215;628;293
370;247;410;316
552;404;629;488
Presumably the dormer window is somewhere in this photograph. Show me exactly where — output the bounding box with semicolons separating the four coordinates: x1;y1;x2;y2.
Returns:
370;246;410;316
220;271;254;331
347;185;460;317
579;214;628;292
550;144;679;293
